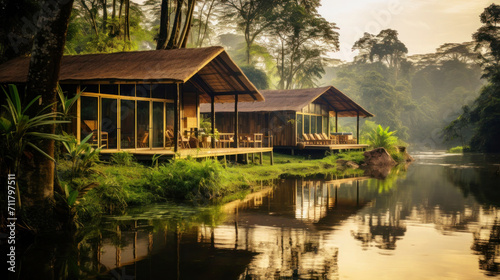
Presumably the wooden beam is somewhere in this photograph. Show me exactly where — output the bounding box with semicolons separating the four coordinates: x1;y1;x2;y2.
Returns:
356;111;360;144
234;92;239;148
173;83;180;152
335;111;338;133
190;74;214;97
211;95;216;148
213;91;258;96
212;57;259;101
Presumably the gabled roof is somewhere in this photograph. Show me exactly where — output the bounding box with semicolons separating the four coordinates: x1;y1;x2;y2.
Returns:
200;86;374;117
0;46;263;103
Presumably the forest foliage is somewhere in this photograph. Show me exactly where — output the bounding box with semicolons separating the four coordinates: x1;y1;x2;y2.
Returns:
0;1;497;151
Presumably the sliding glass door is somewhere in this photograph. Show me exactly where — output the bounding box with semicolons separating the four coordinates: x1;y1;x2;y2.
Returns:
121;100;135;149
152;102;164;148
101;98;117;149
137;101;150;148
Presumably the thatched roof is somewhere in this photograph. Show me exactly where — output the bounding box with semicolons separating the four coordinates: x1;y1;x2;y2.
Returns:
200;86;374;117
0;46;263;103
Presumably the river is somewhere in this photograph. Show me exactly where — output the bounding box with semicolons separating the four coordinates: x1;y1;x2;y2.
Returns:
9;152;500;279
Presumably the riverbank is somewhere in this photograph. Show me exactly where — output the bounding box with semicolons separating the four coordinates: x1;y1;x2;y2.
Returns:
57;149;409;224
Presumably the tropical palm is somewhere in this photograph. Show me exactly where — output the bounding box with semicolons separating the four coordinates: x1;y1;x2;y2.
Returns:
366;125;398;151
0;84;69;207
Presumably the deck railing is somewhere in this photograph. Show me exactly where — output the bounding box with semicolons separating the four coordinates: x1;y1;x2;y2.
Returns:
173;132;273;149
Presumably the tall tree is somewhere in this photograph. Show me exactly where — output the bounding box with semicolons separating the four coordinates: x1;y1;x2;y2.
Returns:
445;4;500;152
0;0;40;62
352;29;408;80
222;0;280;65
156;0;197;49
270;1;339;89
192;0;220;47
24;0;75;207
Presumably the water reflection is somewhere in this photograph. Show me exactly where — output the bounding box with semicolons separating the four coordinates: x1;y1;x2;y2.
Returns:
7;152;500;279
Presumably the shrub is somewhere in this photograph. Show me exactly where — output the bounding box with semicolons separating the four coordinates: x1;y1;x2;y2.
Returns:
366;125;399;152
110;151;135;166
61;132;101;176
149;158;226;200
447;146;469;153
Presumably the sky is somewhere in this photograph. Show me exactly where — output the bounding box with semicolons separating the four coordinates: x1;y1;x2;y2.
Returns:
318;0;495;61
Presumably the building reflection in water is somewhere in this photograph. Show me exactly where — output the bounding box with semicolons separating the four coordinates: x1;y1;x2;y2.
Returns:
93;177;370;279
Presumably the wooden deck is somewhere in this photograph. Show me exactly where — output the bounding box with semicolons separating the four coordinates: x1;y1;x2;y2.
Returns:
100;147;274;164
275;144;369;155
304;144;370;151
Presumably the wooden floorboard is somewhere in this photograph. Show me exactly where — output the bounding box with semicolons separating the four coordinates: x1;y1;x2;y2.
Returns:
304;144;369;150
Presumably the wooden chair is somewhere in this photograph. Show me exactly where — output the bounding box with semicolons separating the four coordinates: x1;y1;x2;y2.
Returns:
218;133;234;148
179;131;191;149
302;133;320;145
313;133;329;145
253;133;263;147
239;134;252;147
322;133;336;144
330;134;339;144
91;130;108;148
138;132;149;148
165;129;174;147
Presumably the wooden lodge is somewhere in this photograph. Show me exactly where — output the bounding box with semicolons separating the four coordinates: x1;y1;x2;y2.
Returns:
201;86;374;154
0;46;274;162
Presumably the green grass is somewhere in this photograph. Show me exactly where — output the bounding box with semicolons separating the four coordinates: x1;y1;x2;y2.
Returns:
57;151;368;222
447;146;469;153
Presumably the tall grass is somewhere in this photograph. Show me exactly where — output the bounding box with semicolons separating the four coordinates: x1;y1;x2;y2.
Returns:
149;158;227;200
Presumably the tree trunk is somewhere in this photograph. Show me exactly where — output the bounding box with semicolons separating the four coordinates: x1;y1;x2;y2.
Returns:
111;0;116;34
25;0;75;206
102;0;108;33
167;0;184;49
156;0;170;49
180;0;196;48
125;0;130;41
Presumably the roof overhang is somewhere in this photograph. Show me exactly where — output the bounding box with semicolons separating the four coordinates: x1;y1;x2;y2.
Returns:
0;47;264;103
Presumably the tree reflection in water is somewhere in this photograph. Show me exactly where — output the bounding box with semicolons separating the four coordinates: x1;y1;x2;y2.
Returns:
9;154;500;279
351;203;406;250
471;211;500;276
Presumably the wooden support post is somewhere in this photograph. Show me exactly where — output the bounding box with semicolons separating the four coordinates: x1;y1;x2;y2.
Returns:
211;95;216;148
270;151;274;165
335;111;338;133
259;152;263;165
245;153;249;164
356;111;360;144
252;153;255;163
174;83;180;152
234;93;239;148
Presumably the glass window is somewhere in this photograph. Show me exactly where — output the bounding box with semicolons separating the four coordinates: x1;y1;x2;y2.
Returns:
136;84;151;98
101;98;118;149
152;84;166;99
165;84;178;100
153;102;164;148
137;101;150;148
100;84;118;95
311;115;317;134
121;100;135;148
317;116;322;134
81;84;98;93
121;84;135;96
297;114;303;138
80;96;98;144
166;103;175;147
60;84;78;97
304;115;310;134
